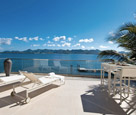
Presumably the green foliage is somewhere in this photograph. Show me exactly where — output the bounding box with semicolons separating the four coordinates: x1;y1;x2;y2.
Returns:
98;23;136;64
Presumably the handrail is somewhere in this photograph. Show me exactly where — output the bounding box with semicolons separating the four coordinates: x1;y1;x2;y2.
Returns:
0;58;101;62
0;57;101;76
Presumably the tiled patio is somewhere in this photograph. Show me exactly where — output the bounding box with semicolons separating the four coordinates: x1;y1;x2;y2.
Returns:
0;76;136;115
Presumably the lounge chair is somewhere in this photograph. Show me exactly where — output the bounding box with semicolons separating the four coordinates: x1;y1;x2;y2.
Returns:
23;59;51;73
48;72;65;84
52;60;68;73
39;59;51;72
0;74;25;87
11;71;65;103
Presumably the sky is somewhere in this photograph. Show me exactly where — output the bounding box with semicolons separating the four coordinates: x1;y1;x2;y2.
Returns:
0;0;136;51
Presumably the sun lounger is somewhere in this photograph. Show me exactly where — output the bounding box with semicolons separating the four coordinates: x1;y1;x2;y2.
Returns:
48;72;65;84
52;60;68;73
11;71;65;103
0;74;26;87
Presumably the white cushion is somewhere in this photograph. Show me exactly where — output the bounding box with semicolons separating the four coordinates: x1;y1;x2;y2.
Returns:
38;77;58;84
47;72;65;82
0;75;25;82
48;72;56;76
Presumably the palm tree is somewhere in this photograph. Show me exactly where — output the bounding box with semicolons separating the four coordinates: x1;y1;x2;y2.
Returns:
98;23;136;64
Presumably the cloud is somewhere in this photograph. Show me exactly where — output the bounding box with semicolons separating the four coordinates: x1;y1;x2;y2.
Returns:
99;45;108;49
53;36;66;41
48;41;52;43
60;41;66;43
48;44;56;47
0;38;12;45
46;36;50;39
40;38;44;41
122;22;125;25
15;36;44;42
68;37;72;41
62;42;71;47
133;13;136;19
79;38;94;43
29;36;39;41
81;45;85;49
43;43;46;46
57;44;61;47
90;46;95;49
109;31;115;37
108;41;113;44
15;37;27;42
32;44;40;47
73;43;80;47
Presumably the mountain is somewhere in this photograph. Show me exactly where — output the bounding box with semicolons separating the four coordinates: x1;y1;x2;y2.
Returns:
0;49;100;54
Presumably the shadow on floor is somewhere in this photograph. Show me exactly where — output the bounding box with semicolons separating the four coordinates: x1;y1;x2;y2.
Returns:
125;95;136;115
81;85;126;115
0;82;20;93
0;84;59;108
112;91;136;115
0;81;31;92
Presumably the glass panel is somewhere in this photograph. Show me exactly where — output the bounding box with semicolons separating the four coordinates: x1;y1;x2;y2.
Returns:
0;59;5;73
0;58;102;77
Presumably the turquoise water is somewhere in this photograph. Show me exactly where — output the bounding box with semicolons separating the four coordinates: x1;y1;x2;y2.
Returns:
0;53;98;60
0;53;101;76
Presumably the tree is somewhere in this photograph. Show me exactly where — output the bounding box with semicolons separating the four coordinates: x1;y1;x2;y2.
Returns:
98;23;136;64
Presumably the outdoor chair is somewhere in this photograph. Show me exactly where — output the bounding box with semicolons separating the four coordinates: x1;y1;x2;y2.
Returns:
39;59;51;72
101;63;119;85
113;67;136;103
11;71;65;103
48;72;65;83
52;60;68;73
0;74;25;87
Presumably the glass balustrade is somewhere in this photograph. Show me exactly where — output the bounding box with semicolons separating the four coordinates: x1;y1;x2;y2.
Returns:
0;58;102;77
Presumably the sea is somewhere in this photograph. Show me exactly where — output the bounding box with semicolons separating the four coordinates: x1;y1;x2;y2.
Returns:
0;53;98;60
0;53;101;76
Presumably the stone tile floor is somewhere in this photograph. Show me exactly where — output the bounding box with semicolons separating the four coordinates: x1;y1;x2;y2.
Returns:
0;75;136;115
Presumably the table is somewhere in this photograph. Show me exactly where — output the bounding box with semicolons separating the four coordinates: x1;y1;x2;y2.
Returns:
101;63;136;94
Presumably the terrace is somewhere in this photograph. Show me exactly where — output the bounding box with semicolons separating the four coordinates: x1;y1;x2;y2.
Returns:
0;58;136;115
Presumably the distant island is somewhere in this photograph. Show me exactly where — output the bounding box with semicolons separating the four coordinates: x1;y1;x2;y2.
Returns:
0;49;101;54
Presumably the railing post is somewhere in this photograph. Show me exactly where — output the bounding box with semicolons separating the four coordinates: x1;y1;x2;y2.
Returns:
70;65;73;74
77;64;80;69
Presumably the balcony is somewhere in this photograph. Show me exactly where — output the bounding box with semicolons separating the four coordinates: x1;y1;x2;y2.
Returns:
0;58;101;77
0;58;136;115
